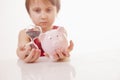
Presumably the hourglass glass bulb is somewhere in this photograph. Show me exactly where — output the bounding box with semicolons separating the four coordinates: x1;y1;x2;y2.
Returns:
25;25;42;49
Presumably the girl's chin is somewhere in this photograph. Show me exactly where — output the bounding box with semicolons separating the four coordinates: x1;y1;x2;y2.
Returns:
36;25;45;28
39;26;48;31
40;26;47;29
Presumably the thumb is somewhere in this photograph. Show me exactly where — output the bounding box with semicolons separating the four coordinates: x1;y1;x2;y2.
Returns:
44;53;49;57
68;40;74;52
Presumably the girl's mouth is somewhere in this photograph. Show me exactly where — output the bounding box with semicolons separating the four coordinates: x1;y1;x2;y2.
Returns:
40;22;47;26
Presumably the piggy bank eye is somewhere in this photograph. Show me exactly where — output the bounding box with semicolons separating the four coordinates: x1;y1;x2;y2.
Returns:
48;36;52;40
56;35;59;37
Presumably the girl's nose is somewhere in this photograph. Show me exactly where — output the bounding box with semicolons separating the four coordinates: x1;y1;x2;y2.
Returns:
40;12;47;19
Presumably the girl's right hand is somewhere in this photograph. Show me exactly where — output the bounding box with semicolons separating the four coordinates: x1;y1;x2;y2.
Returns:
17;44;41;63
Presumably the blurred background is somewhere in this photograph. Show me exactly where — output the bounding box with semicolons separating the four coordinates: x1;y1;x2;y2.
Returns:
0;0;120;59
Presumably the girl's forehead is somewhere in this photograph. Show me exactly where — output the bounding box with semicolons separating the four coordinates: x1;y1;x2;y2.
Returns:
30;0;52;6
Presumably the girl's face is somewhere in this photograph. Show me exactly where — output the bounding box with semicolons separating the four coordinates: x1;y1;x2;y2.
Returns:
29;0;57;31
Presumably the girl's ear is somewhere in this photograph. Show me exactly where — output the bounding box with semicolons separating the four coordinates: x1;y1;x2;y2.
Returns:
39;33;46;41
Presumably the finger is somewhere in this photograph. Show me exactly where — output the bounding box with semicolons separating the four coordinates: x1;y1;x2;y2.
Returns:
30;43;37;49
24;46;31;58
19;44;25;51
68;40;74;52
17;45;28;59
64;49;70;57
25;42;32;50
30;49;41;62
53;53;59;60
24;49;36;63
44;53;49;57
56;49;65;59
17;44;31;60
18;50;27;59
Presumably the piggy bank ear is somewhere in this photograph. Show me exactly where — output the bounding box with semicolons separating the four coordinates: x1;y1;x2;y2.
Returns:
58;27;67;36
39;33;46;41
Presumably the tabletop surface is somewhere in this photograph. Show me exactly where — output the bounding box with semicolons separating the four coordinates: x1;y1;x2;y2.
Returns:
0;49;120;80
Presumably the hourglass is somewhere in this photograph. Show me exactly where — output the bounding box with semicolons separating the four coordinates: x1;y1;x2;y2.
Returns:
25;25;41;49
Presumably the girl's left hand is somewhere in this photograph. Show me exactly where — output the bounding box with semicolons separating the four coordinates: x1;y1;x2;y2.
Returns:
53;40;74;61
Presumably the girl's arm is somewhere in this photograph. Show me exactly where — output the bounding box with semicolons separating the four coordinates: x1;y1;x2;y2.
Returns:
16;29;40;63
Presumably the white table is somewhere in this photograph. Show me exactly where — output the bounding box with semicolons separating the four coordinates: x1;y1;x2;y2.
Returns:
0;49;120;80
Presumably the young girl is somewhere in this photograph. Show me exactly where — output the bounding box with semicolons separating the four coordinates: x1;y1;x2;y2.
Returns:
16;0;74;63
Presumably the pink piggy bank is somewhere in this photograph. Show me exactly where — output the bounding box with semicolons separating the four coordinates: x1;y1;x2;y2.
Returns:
39;27;68;59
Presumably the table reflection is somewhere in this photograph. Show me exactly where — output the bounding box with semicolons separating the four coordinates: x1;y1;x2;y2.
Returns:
17;57;76;80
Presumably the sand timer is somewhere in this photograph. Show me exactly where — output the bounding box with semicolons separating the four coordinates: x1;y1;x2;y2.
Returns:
25;25;41;49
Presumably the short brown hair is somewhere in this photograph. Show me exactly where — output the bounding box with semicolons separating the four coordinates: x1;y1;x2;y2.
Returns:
25;0;60;13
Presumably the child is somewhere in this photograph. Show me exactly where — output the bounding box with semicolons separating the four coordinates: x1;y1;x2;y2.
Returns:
16;0;74;63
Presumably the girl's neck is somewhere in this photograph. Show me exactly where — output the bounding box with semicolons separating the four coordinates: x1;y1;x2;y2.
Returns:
42;26;53;33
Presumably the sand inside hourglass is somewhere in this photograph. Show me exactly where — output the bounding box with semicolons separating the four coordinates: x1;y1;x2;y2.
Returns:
26;29;40;40
26;28;40;49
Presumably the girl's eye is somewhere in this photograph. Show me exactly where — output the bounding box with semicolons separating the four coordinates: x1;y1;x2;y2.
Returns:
46;8;52;13
34;8;41;13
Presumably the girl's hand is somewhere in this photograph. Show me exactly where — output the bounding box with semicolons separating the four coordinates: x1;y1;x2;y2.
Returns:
17;44;41;63
53;40;74;61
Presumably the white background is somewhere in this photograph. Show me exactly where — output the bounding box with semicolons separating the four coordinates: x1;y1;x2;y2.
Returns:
0;0;120;59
